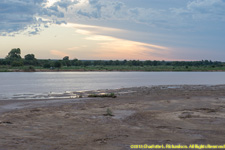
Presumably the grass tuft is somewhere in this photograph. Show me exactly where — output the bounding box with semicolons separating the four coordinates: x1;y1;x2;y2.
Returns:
104;108;114;116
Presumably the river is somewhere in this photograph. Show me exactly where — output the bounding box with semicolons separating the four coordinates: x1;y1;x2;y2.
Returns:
0;72;225;100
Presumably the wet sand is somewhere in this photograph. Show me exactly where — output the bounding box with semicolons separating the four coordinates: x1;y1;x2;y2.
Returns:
1;85;225;150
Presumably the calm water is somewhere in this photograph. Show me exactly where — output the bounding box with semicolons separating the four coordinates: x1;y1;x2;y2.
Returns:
0;72;225;99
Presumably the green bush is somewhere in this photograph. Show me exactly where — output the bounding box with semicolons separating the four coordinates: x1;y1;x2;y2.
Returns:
88;93;117;98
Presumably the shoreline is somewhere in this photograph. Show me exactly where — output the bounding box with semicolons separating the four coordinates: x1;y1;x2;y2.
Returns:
2;69;225;72
0;84;225;112
1;84;225;149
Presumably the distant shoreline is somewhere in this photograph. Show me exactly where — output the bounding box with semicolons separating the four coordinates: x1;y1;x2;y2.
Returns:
2;67;225;72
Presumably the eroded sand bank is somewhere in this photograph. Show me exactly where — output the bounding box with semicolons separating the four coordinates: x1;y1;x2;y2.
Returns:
1;85;225;150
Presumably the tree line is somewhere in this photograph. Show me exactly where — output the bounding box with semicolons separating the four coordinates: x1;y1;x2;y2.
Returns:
0;48;224;68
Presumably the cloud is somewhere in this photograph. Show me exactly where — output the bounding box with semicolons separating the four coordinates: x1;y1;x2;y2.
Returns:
50;50;69;58
65;23;170;60
28;28;41;35
2;0;225;36
187;0;225;21
67;46;79;51
67;0;166;25
67;0;225;31
69;0;127;19
93;38;169;60
53;0;78;10
0;0;42;35
63;23;124;35
0;0;73;36
93;36;169;60
127;0;225;30
170;0;225;22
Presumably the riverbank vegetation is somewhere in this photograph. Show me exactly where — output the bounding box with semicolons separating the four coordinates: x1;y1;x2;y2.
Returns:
88;93;117;98
1;48;225;72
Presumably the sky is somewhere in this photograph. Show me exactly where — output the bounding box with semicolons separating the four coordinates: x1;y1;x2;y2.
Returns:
0;0;225;61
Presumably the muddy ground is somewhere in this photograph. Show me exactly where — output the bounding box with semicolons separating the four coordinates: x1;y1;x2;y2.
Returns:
1;85;225;150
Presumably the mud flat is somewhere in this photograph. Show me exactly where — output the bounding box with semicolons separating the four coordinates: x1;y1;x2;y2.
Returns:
1;85;225;150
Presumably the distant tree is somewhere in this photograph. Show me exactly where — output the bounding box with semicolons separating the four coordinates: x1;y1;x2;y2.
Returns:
11;60;23;67
126;60;133;66
93;60;102;66
122;60;127;65
43;63;51;68
76;60;83;66
152;60;159;66
5;48;24;66
83;61;92;66
114;60;120;65
71;59;83;66
25;54;35;61
6;48;22;60
54;61;62;68
62;56;71;66
71;59;77;66
0;59;4;65
24;54;37;66
2;59;10;65
165;61;172;66
63;56;69;61
108;60;114;66
144;60;152;66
